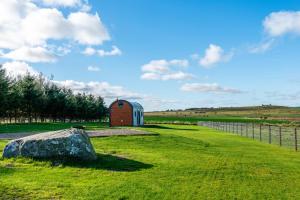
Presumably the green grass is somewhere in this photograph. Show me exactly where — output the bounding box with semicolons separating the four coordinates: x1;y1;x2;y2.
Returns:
144;115;289;125
1;124;300;199
0;122;108;134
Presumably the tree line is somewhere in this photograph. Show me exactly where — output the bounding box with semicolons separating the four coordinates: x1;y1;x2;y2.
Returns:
0;66;108;123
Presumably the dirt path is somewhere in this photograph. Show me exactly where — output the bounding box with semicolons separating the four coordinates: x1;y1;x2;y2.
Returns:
0;129;153;140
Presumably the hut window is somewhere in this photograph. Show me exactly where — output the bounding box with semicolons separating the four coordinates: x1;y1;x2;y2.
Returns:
118;101;124;108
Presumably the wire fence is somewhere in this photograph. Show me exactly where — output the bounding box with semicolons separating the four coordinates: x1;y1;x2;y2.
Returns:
198;121;299;151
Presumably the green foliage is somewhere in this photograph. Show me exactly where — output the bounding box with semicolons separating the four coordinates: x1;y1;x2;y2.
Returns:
0;68;10;118
0;67;108;123
1;124;300;199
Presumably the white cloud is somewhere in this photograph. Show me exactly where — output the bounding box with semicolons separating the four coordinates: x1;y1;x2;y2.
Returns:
97;46;122;57
0;0;110;63
161;71;194;81
264;11;300;37
42;0;82;7
169;59;189;67
87;66;100;72
140;72;161;80
199;44;233;68
53;80;144;100
141;59;192;81
82;47;96;56
82;46;122;57
141;59;189;73
141;60;170;73
1;61;39;78
68;12;110;45
249;39;275;54
140;71;193;81
2;46;56;63
190;53;200;60
180;83;241;94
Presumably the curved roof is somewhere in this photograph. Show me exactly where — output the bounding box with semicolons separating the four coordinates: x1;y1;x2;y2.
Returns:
109;99;143;110
129;101;143;110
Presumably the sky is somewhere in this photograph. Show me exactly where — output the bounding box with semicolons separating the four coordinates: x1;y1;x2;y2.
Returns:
1;0;300;111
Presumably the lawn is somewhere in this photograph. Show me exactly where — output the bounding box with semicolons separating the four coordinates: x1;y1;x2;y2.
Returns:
0;122;108;134
1;124;300;199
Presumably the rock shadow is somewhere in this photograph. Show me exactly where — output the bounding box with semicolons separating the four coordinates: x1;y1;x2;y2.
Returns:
48;154;153;172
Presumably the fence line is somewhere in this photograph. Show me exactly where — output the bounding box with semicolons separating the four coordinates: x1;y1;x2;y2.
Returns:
198;121;298;151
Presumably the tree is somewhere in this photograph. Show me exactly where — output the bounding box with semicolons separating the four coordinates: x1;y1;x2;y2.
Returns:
19;74;43;123
0;67;9;120
0;67;108;123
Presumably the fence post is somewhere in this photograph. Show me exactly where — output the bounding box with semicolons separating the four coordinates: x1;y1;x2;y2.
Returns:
240;123;243;136
252;123;255;139
246;123;248;137
259;124;262;141
269;125;271;144
295;128;298;151
279;126;282;146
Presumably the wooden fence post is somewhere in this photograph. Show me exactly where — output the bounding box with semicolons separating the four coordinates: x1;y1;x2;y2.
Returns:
279;126;282;146
259;124;262;141
252;123;255;139
295;128;298;151
240;123;243;136
269;125;271;144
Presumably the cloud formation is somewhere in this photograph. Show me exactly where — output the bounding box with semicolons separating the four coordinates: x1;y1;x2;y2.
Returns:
53;80;143;100
199;44;233;68
83;46;122;57
180;83;241;94
87;66;100;72
0;0;110;62
264;11;300;37
1;61;145;101
2;46;56;63
140;59;192;81
249;39;275;54
41;0;83;8
1;61;39;78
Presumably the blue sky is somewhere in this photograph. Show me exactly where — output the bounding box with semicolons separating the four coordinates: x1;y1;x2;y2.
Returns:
1;0;300;111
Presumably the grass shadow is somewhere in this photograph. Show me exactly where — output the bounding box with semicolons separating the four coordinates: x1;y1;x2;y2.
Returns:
142;124;197;131
32;154;153;172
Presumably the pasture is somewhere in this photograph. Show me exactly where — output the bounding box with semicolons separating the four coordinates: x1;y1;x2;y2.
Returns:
145;106;300;125
1;124;300;199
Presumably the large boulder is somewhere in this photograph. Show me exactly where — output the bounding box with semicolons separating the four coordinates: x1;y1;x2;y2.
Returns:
2;128;97;161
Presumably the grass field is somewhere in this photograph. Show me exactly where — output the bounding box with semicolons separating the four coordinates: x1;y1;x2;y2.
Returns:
144;115;289;125
145;106;300;124
1;124;300;199
0;122;108;134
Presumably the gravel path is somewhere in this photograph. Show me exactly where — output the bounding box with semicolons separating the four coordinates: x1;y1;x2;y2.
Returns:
0;129;153;140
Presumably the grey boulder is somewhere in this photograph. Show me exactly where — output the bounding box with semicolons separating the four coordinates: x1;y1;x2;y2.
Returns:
2;128;97;161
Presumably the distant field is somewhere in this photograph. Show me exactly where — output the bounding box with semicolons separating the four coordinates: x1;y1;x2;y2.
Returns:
145;106;300;125
0;122;108;134
144;116;289;125
1;124;300;199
